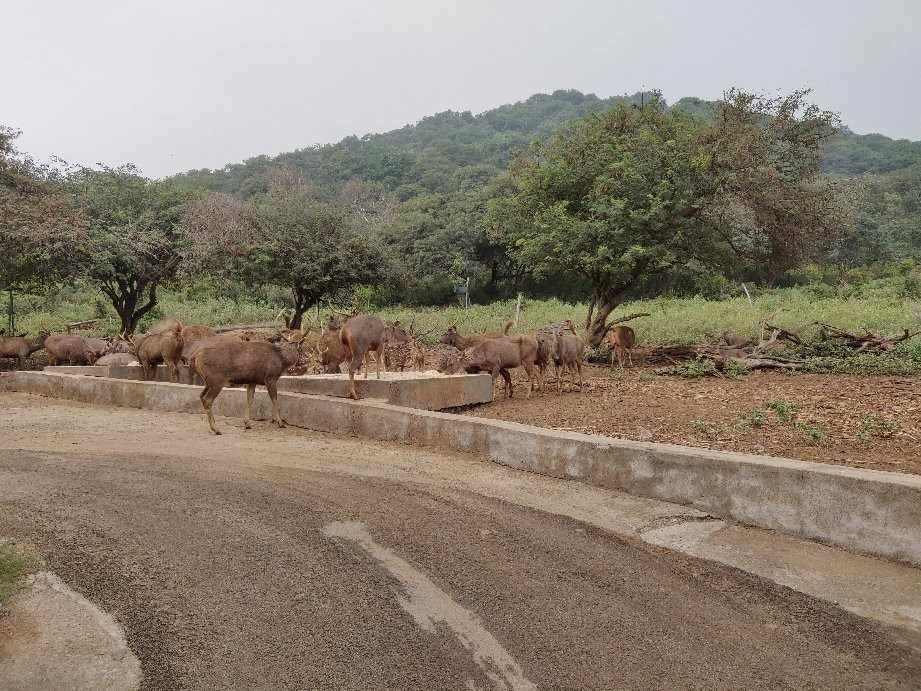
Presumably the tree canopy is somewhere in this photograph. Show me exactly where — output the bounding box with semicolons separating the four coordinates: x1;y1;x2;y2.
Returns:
70;165;191;334
0;127;81;288
487;91;848;346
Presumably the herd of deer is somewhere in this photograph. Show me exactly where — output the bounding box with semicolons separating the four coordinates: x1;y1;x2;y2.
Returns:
0;310;637;435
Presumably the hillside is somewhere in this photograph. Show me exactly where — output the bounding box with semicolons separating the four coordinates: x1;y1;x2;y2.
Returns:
170;90;921;198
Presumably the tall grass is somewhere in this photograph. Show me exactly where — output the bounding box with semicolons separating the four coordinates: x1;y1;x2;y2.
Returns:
11;280;921;348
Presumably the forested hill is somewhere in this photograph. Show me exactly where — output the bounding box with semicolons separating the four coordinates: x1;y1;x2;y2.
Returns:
171;90;640;199
170;89;921;198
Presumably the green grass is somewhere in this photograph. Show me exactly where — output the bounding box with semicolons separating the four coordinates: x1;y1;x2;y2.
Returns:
10;278;921;361
0;540;40;604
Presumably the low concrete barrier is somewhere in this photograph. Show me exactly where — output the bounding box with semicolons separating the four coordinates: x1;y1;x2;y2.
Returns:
11;370;921;566
43;365;494;410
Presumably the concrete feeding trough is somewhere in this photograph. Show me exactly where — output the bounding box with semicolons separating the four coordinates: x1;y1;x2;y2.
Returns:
43;365;493;411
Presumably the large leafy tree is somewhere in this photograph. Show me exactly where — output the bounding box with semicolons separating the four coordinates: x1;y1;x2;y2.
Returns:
183;183;388;329
71;165;191;334
0;126;82;288
488;91;847;347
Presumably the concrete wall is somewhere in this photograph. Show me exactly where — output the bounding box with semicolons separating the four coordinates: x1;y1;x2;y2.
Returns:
43;366;493;410
11;370;921;566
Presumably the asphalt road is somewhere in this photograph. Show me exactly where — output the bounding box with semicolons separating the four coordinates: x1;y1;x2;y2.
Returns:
1;393;919;690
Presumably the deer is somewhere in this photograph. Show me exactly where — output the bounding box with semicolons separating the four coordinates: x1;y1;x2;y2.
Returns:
532;325;556;393
148;317;183;335
552;322;586;393
0;332;49;369
604;325;636;369
95;352;139;366
44;333;97;366
438;320;513;351
340;315;411;399
189;329;306;435
181;324;216;346
721;330;751;349
129;330;184;382
456;333;538;398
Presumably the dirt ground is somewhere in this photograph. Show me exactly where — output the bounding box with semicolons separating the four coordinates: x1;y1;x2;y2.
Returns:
1;393;920;689
471;363;921;476
5;350;921;475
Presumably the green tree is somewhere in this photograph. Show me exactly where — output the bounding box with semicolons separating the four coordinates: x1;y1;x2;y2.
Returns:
0;126;81;288
488;91;846;347
71;165;191;334
184;187;388;328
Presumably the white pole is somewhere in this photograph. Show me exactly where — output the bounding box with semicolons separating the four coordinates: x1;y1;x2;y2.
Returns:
514;292;522;326
465;277;470;311
741;282;753;308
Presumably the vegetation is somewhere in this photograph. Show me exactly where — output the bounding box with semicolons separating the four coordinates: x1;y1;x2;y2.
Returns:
2;88;921;342
0;539;40;604
487;90;845;346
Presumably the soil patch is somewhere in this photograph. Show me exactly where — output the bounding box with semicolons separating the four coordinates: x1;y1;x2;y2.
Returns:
471;364;921;475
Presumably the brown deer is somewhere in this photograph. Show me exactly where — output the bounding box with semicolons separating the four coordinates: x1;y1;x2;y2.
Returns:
604;326;636;369
532;326;555;393
44;333;97;366
130;331;184;382
457;334;538;398
183;333;243;363
340;316;411;399
189;330;305;435
438;320;513;350
552;322;586;393
181;324;216;346
0;332;49;369
95;352;139;366
148;317;183;335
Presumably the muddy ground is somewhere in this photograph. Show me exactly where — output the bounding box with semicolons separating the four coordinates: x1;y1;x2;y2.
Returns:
470;364;921;476
1;393;920;689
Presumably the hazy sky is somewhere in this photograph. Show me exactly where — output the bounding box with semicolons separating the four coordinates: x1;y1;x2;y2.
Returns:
3;0;919;179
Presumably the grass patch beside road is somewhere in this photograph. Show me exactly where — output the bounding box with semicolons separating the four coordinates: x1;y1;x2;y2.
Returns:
0;539;40;604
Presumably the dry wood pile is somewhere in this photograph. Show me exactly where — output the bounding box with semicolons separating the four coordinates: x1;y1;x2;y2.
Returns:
645;309;921;374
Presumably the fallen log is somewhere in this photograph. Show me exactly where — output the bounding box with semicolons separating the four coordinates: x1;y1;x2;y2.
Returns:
816;323;921;353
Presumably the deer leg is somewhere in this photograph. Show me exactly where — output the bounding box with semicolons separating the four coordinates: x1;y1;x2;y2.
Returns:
375;347;382;380
202;384;223;435
267;380;285;428
170;359;180;383
244;384;255;429
610;349;615;371
348;354;363;399
576;360;584;391
627;348;633;367
522;362;536;399
497;367;514;398
363;351;371;379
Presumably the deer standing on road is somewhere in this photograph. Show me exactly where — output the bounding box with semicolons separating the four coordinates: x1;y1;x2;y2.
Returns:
189;329;306;435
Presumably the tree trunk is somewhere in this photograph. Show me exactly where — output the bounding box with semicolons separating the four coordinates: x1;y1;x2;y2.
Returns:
290;286;320;331
585;298;618;348
104;281;158;335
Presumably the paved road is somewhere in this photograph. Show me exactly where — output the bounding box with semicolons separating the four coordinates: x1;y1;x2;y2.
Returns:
1;393;919;690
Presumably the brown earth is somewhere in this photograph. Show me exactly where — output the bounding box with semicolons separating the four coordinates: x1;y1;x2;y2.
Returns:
1;393;920;689
470;364;921;476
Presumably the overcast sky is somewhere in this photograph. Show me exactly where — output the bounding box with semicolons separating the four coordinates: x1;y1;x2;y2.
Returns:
3;0;919;179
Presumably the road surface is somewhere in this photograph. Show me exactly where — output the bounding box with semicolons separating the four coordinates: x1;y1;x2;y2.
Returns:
1;392;919;689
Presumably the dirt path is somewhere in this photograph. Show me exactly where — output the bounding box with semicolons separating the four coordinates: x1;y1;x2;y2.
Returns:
1;393;919;689
471;365;921;475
